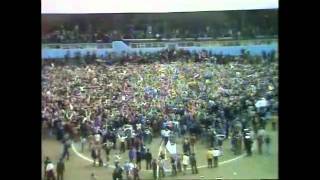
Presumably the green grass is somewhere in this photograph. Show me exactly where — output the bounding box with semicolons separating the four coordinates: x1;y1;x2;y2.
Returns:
42;122;278;180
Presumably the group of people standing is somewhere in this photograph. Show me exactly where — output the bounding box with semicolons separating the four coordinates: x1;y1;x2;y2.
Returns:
43;156;65;180
42;49;277;180
43;110;275;180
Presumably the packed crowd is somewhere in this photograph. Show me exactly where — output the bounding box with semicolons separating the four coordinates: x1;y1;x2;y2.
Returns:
42;51;278;180
43;48;277;67
42;23;277;44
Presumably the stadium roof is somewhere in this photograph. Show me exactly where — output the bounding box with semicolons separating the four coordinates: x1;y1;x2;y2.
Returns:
42;0;278;14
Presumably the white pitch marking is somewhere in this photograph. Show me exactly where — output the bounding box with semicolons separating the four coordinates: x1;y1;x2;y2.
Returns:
72;140;255;171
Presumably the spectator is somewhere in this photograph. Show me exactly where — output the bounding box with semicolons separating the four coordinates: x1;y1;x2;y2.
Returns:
265;135;271;155
123;161;131;180
91;147;98;167
207;148;214;168
159;158;166;178
213;147;220;167
244;129;253;156
176;154;182;173
182;153;190;175
46;160;56;180
80;136;86;153
103;141;113;166
272;117;277;131
136;150;142;169
62;136;71;161
171;156;177;176
151;158;157;180
145;149;152;170
56;158;65;180
190;134;197;153
98;154;104;167
190;153;198;174
129;148;136;162
257;127;266;154
119;134;126;153
133;163;140;180
44;156;51;178
113;163;123;180
159;150;165;160
182;139;191;155
161;127;170;145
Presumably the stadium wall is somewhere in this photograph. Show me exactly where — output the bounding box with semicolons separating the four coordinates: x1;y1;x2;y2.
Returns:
42;41;278;59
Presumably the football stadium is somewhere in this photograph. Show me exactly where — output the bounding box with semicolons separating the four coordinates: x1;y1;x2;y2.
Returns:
42;2;278;180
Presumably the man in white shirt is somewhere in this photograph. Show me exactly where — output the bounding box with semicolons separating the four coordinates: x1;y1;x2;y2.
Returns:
128;161;134;174
46;162;54;171
160;129;165;137
46;161;55;180
94;133;101;145
136;123;142;130
123;161;131;179
163;128;171;145
213;148;220;167
257;128;266;138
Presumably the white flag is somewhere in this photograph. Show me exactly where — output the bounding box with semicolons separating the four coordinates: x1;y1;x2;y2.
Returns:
165;140;177;154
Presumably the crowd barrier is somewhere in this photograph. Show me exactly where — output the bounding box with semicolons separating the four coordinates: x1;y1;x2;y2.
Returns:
42;39;278;59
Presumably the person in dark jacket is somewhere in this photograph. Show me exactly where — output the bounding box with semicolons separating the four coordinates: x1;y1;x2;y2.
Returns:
265;135;271;155
113;163;123;180
136;150;142;169
244;132;253;156
145;149;152;170
182;138;191;155
91;148;98;166
103;141;113;166
257;131;264;155
272;117;277;131
119;134;126;153
62;138;71;160
56;120;64;141
176;154;182;173
190;153;198;174
56;158;65;180
190;134;197;153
